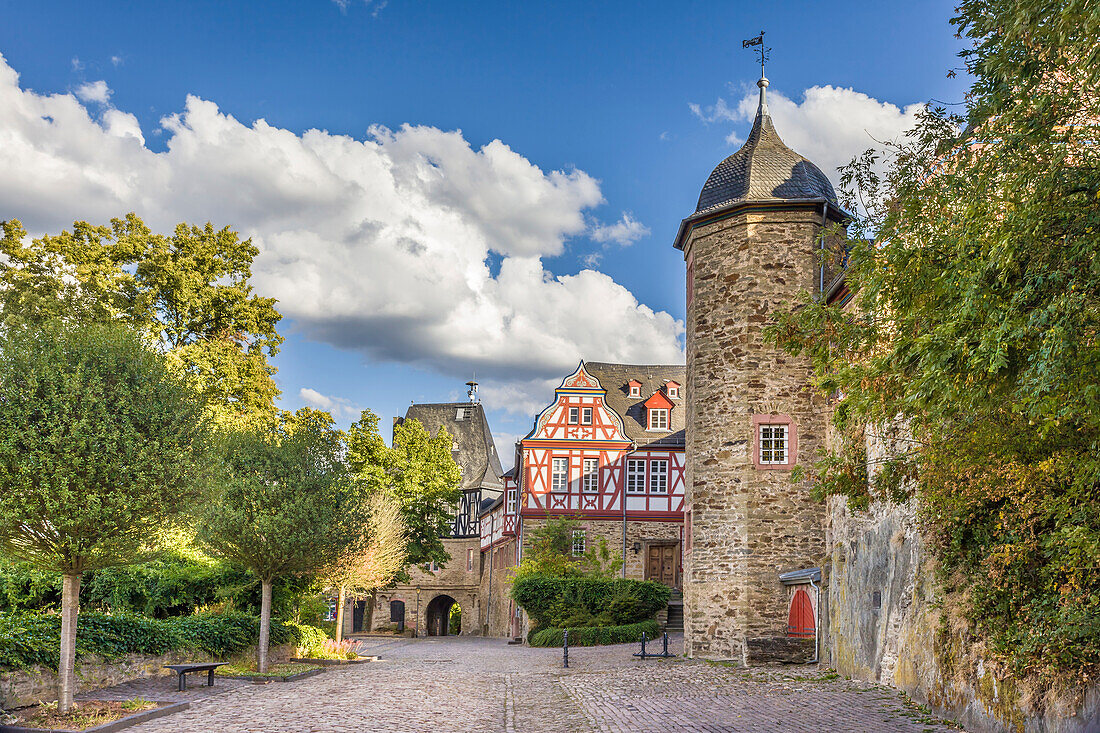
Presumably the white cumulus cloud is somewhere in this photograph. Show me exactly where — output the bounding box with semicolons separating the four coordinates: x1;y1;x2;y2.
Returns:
75;80;111;104
590;212;650;247
0;53;683;407
299;387;361;419
691;84;925;185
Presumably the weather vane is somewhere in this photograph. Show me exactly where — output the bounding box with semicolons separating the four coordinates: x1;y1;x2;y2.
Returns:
742;30;770;78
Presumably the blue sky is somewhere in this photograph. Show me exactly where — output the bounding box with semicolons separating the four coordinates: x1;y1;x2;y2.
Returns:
0;0;969;463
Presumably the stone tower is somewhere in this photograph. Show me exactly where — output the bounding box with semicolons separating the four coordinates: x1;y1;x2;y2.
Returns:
674;74;847;662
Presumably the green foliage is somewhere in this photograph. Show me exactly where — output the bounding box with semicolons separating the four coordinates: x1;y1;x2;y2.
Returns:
512;516;624;579
511;576;670;631
0;214;283;429
528;620;660;648
0;611;305;671
345;410;462;571
199;408;363;584
81;554;250;618
0;321;210;575
0;561;62;612
766;0;1100;690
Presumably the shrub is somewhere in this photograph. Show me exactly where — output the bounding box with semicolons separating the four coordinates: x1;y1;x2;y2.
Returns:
528;620;660;647
0;611;309;671
511;575;670;630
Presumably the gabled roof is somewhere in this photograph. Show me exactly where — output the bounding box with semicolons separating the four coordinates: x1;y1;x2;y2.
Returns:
583;362;686;449
397;402;504;493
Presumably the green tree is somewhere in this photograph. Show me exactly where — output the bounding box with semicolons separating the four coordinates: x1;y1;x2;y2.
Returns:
345;411;462;572
513;515;623;580
0;322;209;711
769;0;1100;687
199;408;364;672
0;214;283;428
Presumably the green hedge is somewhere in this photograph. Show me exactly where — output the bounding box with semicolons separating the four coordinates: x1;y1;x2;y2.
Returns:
0;611;307;671
528;620;660;647
511;575;671;629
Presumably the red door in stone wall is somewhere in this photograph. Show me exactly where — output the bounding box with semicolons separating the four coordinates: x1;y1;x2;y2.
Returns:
787;588;815;638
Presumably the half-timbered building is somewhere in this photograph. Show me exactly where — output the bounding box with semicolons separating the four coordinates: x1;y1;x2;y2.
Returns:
480;361;686;637
364;382;504;637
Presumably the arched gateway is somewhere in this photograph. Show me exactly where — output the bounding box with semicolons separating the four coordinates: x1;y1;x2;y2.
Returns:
425;594;458;636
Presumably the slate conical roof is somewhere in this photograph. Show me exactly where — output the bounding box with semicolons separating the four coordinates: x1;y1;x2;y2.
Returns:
695;77;837;214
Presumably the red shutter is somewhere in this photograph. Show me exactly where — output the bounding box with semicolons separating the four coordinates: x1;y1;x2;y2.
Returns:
787;588;815;638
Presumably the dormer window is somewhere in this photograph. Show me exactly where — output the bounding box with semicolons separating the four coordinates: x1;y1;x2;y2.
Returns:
666;381;680;399
649;408;669;430
628;380;642;398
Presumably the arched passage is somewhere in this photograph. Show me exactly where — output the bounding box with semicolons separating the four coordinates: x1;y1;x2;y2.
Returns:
425;594;458;636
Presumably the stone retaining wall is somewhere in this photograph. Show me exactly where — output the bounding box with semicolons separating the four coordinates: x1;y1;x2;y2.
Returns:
826;496;1100;732
1;644;293;710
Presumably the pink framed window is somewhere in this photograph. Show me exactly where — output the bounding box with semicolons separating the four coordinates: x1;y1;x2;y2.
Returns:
752;413;797;470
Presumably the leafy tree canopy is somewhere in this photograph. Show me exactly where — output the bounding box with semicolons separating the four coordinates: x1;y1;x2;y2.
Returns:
514;515;623;580
345;410;462;571
0;321;210;574
0;214;283;428
768;0;1100;688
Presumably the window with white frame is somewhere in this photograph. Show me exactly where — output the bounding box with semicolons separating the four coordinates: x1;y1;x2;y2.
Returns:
667;385;679;399
581;407;592;425
551;457;568;492
628;382;640;398
568;407;579;424
626;459;646;493
506;488;517;513
582;458;599;492
572;530;586;556
650;460;668;493
648;408;669;430
759;424;789;465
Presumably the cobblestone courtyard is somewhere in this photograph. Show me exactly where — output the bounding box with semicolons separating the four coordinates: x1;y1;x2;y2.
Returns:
123;635;960;733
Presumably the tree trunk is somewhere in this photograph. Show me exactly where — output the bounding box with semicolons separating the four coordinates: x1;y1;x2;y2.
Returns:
58;573;81;714
334;585;346;644
258;578;273;674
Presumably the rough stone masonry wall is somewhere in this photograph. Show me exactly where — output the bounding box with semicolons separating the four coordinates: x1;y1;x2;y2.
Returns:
373;536;482;636
519;517;682;583
479;538;518;637
1;645;293;710
683;207;833;662
827;496;1100;733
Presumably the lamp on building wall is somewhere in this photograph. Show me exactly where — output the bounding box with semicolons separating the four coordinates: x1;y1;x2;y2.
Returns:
631;541;642;554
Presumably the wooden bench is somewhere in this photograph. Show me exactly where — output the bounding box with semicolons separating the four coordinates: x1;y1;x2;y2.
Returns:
164;662;226;691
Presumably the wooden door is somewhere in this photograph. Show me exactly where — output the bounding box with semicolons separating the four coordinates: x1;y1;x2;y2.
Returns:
787;588;815;638
646;544;677;587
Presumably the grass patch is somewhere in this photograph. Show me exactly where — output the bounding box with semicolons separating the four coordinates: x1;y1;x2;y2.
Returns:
215;661;319;678
7;699;156;730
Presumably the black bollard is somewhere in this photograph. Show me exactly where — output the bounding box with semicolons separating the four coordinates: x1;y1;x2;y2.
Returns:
662;632;669;656
563;628;569;668
640;631;647;658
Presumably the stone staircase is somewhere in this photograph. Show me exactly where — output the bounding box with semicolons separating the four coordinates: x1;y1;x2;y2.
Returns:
665;589;684;631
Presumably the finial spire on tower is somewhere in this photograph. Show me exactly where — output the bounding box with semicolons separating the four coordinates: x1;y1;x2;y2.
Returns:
742;31;771;116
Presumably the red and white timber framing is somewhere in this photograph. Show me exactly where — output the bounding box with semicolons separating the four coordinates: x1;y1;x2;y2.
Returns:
519;362;685;522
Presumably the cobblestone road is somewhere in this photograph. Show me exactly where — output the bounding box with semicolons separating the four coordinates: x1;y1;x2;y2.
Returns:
126;635;960;733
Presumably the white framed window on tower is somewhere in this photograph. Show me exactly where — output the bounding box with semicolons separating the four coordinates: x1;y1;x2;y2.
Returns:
759;424;789;465
582;458;599;493
506;488;517;513
648;408;669;430
626;459;646;493
572;530;586;556
551;457;569;492
650;460;668;494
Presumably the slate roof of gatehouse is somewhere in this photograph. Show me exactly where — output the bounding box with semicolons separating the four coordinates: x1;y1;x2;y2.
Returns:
583;362;686;450
396;403;504;493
